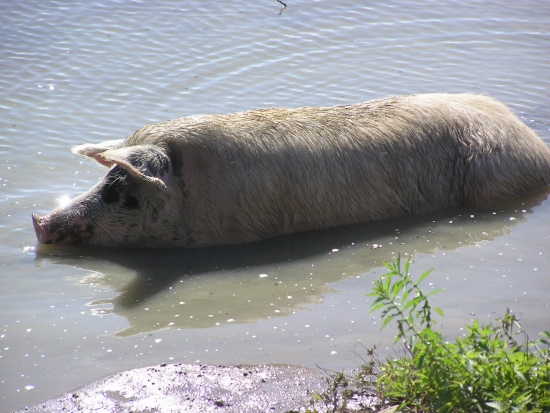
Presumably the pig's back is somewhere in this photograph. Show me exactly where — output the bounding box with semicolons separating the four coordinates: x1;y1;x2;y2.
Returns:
127;94;550;246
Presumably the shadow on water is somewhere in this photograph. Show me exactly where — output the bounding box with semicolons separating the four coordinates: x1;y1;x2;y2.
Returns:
34;189;549;336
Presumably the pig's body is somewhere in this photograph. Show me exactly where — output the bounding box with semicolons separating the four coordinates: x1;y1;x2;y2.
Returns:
33;93;550;248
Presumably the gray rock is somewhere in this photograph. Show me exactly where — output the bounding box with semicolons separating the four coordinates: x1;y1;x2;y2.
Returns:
15;363;328;413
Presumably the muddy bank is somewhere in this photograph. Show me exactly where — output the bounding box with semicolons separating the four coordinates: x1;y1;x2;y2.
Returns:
14;363;372;413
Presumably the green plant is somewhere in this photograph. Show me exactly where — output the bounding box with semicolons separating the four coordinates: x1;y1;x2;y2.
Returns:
369;256;550;412
304;364;381;413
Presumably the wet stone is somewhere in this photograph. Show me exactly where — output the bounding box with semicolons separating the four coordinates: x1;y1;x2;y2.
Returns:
13;363;331;413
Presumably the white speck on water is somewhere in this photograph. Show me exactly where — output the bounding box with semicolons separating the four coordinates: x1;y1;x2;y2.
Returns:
509;217;516;221
331;249;339;252
227;319;235;322
25;385;34;391
259;274;268;278
155;339;162;343
331;351;337;355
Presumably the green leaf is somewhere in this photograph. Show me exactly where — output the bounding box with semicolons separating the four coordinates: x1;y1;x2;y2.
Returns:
417;268;434;284
427;288;444;297
383;261;395;272
391;279;406;299
402;296;423;312
370;302;387;313
401;288;412;304
381;315;396;330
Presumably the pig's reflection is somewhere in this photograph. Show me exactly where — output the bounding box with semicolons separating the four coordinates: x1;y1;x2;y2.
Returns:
35;190;549;336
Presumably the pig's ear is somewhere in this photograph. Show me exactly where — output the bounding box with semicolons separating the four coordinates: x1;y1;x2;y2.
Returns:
95;146;168;190
72;139;126;168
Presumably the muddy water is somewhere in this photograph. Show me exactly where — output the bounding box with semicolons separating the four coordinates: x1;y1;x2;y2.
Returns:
1;0;550;411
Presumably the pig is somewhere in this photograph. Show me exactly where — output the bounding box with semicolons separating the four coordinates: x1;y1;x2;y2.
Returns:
32;93;550;248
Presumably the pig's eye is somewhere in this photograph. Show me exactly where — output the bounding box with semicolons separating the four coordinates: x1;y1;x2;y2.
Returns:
101;169;125;204
122;194;139;209
102;180;121;203
101;167;140;209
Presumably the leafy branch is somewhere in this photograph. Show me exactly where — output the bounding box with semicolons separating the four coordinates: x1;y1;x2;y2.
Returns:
368;255;443;347
367;256;550;413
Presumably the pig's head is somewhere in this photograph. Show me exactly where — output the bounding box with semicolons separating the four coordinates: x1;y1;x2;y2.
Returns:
32;139;183;247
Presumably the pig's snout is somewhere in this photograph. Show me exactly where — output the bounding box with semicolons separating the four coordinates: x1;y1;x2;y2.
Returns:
32;213;93;245
32;214;50;244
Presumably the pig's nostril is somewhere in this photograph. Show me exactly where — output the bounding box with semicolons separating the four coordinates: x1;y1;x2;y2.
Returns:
32;213;48;244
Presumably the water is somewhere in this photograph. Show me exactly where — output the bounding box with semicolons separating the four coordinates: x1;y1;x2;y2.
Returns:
1;0;550;411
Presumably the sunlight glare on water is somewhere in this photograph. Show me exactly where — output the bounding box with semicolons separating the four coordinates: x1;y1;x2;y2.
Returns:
56;195;73;209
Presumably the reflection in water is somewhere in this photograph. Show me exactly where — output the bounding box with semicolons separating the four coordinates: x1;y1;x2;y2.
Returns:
35;189;548;337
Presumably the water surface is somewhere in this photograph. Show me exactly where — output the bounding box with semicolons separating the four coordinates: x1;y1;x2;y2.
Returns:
1;1;549;411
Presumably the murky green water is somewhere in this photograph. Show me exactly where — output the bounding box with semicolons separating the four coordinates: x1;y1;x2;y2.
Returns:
1;1;549;411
